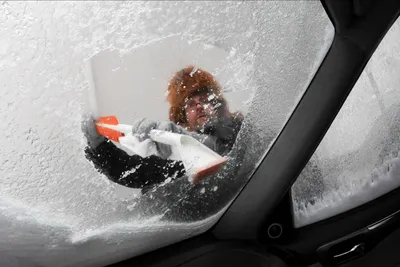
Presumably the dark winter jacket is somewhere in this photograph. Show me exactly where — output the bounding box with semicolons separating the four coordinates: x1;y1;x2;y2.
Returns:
85;113;326;223
84;115;244;194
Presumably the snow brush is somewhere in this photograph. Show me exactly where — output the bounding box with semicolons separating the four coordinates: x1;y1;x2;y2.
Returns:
95;116;228;184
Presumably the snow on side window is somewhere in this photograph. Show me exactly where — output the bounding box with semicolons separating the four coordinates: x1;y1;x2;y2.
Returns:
292;16;400;228
1;1;332;266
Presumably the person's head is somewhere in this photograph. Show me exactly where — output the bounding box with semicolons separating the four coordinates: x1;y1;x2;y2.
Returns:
167;66;230;131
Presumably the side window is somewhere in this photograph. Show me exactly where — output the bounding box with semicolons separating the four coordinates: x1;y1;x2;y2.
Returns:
292;16;400;228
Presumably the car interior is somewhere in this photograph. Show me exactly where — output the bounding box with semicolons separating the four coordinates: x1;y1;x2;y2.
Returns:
105;0;400;266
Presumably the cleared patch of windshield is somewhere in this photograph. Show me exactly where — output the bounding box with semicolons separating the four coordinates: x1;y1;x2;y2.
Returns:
0;1;333;266
292;17;400;228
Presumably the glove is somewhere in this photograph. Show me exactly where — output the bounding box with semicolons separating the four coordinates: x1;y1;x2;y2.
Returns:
203;116;237;141
202;114;243;155
132;118;218;158
81;115;106;150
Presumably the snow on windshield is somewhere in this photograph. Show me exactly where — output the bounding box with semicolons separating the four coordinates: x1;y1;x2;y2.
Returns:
292;18;400;228
1;1;333;266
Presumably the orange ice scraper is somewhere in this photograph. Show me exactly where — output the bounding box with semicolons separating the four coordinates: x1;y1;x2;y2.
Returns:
95;116;227;184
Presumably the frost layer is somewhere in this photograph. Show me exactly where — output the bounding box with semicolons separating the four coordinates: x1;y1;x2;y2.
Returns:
292;18;400;228
294;157;400;227
1;1;333;266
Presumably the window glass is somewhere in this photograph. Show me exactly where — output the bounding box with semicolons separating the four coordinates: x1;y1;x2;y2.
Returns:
292;17;400;228
0;1;333;266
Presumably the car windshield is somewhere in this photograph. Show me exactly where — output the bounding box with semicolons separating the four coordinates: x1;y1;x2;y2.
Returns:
0;1;333;266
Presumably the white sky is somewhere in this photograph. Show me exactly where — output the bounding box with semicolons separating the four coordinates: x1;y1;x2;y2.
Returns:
87;35;253;125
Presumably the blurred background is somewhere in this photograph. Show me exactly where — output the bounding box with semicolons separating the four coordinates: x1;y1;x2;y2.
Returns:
86;35;253;124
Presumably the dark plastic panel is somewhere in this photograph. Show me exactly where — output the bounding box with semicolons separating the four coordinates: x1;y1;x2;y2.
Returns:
213;0;400;242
